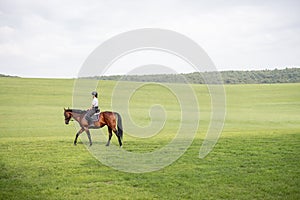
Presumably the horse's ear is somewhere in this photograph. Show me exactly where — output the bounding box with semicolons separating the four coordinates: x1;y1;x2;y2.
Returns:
64;108;66;111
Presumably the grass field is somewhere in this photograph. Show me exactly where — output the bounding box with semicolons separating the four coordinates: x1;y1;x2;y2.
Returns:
0;77;299;199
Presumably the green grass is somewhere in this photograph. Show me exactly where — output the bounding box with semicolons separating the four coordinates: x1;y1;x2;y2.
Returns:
0;78;299;199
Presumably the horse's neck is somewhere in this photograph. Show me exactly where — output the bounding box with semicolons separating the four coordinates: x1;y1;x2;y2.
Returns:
71;112;85;121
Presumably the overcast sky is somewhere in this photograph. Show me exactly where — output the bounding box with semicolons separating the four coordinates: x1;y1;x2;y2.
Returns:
0;0;299;78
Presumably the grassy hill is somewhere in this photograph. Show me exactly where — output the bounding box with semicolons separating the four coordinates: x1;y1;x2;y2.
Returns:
0;77;299;199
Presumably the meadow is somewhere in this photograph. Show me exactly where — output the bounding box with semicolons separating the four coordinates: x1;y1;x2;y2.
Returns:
0;77;299;199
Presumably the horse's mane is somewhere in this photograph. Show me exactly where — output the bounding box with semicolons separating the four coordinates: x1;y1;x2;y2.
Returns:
66;109;87;114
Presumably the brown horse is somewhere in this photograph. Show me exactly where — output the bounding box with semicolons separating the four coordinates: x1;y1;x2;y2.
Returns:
63;108;123;147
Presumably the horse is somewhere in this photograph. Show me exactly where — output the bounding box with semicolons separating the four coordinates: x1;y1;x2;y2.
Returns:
63;108;123;147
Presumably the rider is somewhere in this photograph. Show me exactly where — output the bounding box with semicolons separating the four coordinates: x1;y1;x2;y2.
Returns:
86;91;100;124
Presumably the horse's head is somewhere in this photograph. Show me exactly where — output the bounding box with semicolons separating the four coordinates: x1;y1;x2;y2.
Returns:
64;108;72;125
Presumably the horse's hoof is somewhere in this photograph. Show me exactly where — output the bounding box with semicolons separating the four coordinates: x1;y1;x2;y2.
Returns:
74;143;77;146
89;143;92;147
105;144;109;147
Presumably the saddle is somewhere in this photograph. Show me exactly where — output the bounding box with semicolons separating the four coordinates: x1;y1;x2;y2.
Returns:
90;112;100;122
84;111;101;125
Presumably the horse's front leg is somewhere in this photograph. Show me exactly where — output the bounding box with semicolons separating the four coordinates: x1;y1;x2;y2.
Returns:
74;128;84;145
85;128;92;146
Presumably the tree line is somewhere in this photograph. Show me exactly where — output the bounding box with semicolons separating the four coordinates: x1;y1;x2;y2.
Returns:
1;68;299;84
91;68;300;84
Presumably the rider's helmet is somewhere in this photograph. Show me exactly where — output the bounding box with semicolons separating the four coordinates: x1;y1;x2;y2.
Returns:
91;91;98;98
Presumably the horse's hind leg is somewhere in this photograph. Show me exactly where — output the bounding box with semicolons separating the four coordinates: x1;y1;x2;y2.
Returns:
74;128;84;145
106;127;113;146
113;128;122;147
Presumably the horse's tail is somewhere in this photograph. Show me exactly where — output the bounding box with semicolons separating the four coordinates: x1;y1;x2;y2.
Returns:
115;112;123;139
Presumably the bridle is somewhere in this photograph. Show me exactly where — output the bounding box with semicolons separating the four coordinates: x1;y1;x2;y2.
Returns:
64;111;72;124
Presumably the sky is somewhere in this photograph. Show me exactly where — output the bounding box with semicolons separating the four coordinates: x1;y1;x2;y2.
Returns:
0;0;299;78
